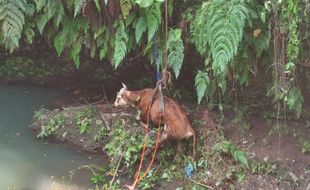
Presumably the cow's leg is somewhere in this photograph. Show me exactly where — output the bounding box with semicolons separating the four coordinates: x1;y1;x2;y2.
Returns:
173;140;182;161
136;109;141;120
159;124;169;143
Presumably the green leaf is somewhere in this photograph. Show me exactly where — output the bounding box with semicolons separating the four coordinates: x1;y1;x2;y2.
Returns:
192;0;248;78
168;29;184;78
195;71;209;104
34;0;46;11
25;4;35;16
24;22;35;44
54;31;66;56
54;3;64;28
74;0;85;17
135;0;154;8
120;0;132;18
36;14;49;34
135;17;146;43
0;0;26;52
70;39;82;68
113;21;128;68
125;11;136;27
93;0;101;11
99;44;108;60
232;149;249;168
285;88;303;118
80;124;88;134
146;3;161;42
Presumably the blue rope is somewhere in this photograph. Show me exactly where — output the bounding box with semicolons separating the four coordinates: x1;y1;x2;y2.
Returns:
153;34;164;114
153;35;161;81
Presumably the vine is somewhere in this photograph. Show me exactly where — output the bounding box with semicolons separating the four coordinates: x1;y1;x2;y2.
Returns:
267;0;304;118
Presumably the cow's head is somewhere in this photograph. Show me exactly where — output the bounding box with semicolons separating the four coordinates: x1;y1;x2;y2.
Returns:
114;83;128;107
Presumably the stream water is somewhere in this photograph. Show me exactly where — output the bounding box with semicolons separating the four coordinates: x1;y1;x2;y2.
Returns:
0;84;100;190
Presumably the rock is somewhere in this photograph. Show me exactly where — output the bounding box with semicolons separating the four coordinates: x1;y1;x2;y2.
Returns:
62;132;68;138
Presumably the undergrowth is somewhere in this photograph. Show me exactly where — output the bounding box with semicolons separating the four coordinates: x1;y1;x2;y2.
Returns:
78;110;273;189
33;105;279;189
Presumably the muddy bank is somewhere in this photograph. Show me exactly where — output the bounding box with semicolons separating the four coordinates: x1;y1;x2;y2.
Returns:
31;104;140;154
30;100;310;190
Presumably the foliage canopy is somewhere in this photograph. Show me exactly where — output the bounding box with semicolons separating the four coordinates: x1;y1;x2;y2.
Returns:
0;0;309;116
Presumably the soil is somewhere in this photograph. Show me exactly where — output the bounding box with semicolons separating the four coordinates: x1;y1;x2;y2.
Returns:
223;117;310;190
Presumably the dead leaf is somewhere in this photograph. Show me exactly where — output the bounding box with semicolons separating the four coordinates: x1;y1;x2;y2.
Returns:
253;29;262;38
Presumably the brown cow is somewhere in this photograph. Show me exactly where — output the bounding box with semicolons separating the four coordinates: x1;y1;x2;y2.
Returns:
114;83;196;158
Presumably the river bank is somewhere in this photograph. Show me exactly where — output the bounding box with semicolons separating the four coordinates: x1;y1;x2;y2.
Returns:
1;52;310;189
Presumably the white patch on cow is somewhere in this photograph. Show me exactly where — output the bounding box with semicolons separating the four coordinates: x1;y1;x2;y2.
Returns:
114;87;129;107
186;130;194;138
118;97;127;106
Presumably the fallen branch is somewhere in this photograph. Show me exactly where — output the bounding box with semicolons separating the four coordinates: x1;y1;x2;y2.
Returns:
190;179;214;189
109;147;127;190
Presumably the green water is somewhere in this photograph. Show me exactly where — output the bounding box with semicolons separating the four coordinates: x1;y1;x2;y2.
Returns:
0;84;99;190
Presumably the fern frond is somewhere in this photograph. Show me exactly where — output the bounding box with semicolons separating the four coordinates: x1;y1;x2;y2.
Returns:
190;5;209;55
53;17;89;62
207;1;248;75
0;0;26;53
33;0;46;11
70;38;82;68
74;0;85;17
36;0;58;33
195;71;209;104
120;0;132;19
192;0;248;76
168;29;184;78
93;25;109;60
36;14;49;34
85;33;96;58
125;11;136;27
99;41;108;60
25;3;35;16
23;21;35;43
135;17;146;43
54;3;64;28
54;30;66;56
135;0;154;8
114;21;128;68
146;2;162;42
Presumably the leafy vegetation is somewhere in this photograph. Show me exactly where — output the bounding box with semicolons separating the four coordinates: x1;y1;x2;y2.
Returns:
2;0;309;189
90;116;256;189
192;0;248;92
0;0;28;52
0;0;309;118
298;137;310;154
37;114;65;138
33;104;283;189
34;106;108;144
